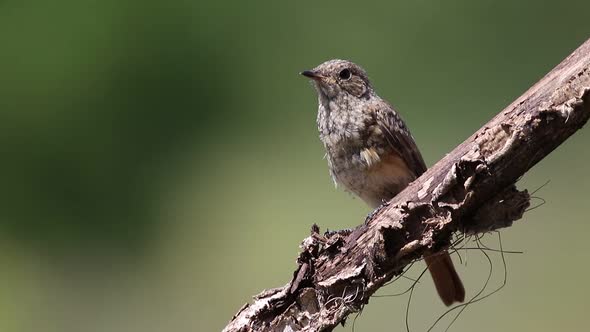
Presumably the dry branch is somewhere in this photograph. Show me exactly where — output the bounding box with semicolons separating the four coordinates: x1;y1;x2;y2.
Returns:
223;38;590;332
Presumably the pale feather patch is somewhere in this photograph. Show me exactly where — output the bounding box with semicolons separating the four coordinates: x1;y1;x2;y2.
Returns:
360;148;381;167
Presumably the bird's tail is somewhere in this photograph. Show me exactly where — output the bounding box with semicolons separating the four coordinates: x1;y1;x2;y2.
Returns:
424;251;465;306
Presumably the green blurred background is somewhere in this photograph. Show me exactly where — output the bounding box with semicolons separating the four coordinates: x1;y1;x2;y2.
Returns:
0;1;588;331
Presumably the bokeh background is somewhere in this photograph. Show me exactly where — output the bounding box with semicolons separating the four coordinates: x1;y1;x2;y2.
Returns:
0;1;589;331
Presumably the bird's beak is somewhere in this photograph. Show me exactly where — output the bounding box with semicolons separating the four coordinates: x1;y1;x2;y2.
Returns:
301;70;323;80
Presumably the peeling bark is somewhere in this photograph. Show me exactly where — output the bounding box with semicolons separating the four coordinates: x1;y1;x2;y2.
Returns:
223;38;590;332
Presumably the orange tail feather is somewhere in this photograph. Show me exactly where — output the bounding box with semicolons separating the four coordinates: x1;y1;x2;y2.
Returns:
424;251;465;306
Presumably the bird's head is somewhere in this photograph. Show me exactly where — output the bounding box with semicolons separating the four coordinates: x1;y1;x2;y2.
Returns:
301;59;372;100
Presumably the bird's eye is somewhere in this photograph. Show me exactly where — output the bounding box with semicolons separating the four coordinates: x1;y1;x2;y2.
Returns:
339;68;352;80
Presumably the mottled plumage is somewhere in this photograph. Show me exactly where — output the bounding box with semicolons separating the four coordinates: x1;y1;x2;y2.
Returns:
303;59;425;207
302;59;465;306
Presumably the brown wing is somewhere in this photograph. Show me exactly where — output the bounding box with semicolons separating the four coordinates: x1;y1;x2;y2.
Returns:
374;103;427;177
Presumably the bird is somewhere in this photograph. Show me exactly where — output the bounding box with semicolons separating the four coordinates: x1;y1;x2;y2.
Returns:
301;59;465;306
